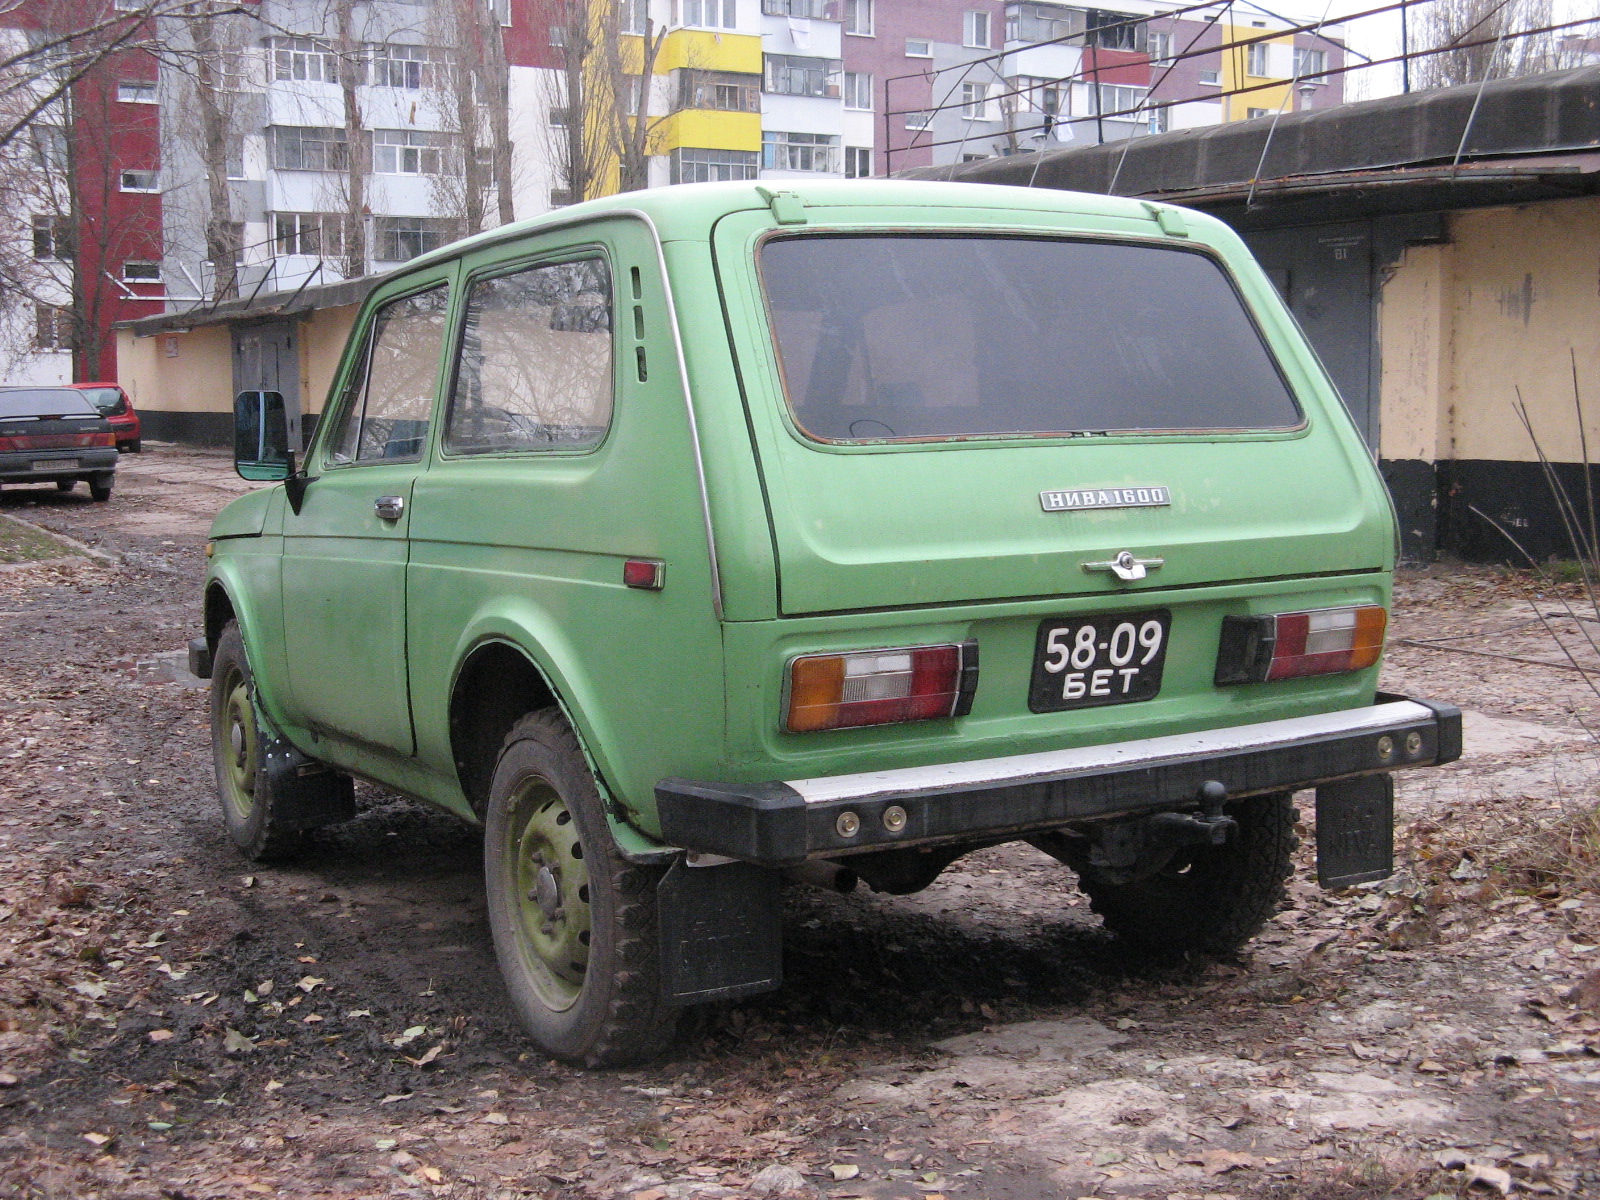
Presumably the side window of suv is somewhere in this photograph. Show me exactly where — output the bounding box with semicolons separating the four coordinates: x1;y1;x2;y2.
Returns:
326;284;451;466
444;256;613;455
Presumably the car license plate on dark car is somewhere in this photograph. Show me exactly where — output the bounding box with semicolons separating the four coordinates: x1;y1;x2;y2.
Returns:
1029;609;1172;712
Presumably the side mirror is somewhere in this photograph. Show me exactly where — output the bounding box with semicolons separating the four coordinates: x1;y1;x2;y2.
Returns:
234;390;292;481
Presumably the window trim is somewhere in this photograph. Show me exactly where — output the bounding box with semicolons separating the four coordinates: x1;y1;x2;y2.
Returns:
843;0;874;35
904;37;932;58
119;169;160;192
963;10;991;49
439;244;619;461
117;80;158;103
749;228;1308;451
314;273;455;472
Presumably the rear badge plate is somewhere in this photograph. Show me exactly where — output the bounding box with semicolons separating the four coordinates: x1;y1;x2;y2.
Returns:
1041;486;1170;512
1029;609;1172;713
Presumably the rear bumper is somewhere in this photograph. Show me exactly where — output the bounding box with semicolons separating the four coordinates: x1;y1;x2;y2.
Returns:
0;449;118;481
656;694;1461;867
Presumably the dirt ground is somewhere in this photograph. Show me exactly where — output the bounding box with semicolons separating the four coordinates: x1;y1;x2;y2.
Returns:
2;445;1598;1200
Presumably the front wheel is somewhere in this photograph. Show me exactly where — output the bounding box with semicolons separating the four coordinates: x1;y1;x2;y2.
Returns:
209;621;303;860
484;710;678;1068
1077;793;1298;956
89;475;112;502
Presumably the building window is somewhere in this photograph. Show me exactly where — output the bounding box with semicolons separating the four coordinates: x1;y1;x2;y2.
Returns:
676;69;761;111
1097;83;1145;116
618;0;645;32
113;0;143;10
35;304;73;351
844;146;871;177
274;212;345;257
963;11;990;49
1198;68;1220;85
764;54;841;97
1247;41;1271;77
372;129;448;175
122;261;161;282
842;70;872;109
904;109;931;130
1294;46;1327;80
677;0;736;29
549;188;574;207
1148;30;1172;64
31;126;67;171
1006;3;1084;45
373;216;459;262
960;81;993;119
1246;106;1271;119
270;36;340;83
762;130;839;172
491;0;512;25
761;0;831;14
1148;104;1170;133
670;147;759;183
844;0;873;35
367;43;449;89
270;126;348;171
549;25;566;46
117;81;157;103
120;168;159;191
1087;10;1142;50
31;215;71;259
905;38;931;57
549;105;569;126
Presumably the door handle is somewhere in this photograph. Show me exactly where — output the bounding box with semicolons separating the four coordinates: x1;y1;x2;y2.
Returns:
374;495;405;521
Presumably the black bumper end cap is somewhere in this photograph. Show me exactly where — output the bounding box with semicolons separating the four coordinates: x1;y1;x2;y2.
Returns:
187;637;213;680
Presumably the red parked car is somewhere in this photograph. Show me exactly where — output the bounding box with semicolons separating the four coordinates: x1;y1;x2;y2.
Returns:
70;382;140;453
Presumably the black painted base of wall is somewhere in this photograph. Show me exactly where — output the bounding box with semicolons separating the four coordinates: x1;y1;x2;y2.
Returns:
140;410;233;448
1383;457;1600;565
140;411;321;452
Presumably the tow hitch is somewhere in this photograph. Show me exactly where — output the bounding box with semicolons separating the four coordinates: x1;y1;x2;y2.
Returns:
1053;781;1241;885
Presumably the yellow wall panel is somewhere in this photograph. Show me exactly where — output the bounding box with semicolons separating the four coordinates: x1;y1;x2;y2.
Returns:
648;30;762;74
661;109;762;152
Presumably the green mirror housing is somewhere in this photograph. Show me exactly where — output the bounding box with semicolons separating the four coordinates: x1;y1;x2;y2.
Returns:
234;390;291;481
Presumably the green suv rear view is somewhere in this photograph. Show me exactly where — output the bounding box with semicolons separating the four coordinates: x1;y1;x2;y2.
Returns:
191;180;1461;1067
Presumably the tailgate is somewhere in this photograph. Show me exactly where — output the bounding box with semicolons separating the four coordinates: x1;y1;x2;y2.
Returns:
710;205;1393;616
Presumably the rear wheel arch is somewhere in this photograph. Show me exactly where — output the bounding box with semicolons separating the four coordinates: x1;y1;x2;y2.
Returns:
449;638;578;820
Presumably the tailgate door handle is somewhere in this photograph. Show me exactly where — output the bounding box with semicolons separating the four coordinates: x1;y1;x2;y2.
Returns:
374;495;405;521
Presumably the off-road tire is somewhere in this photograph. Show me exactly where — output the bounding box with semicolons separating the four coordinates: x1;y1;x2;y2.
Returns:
484;710;678;1068
210;621;304;861
89;475;112;502
1077;793;1297;956
125;440;141;454
56;479;74;493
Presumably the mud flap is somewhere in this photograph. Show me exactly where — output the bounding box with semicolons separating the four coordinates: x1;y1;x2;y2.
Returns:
657;860;782;1005
257;734;356;831
1315;774;1394;888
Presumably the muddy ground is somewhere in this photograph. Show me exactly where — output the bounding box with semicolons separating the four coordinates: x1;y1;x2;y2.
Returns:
1;446;1598;1200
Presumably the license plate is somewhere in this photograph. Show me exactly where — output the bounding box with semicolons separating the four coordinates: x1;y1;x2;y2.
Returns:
33;459;74;472
1029;609;1172;712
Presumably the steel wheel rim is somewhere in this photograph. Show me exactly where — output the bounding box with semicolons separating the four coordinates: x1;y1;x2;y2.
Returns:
506;776;591;1012
218;665;258;823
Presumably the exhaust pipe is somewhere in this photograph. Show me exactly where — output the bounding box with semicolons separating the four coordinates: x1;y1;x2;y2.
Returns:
785;860;858;894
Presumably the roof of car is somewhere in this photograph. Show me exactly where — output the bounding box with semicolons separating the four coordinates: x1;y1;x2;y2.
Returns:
403;179;1219;274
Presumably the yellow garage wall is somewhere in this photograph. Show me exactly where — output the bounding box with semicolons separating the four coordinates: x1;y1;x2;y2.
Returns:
1379;195;1600;465
660;109;761;152
298;305;359;417
114;325;233;417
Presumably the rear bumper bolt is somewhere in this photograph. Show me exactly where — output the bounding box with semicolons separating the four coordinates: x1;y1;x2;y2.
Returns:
1376;735;1394;761
882;805;908;833
1405;731;1423;756
835;811;861;838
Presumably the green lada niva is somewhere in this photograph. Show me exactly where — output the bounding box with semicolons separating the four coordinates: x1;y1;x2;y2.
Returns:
191;180;1460;1067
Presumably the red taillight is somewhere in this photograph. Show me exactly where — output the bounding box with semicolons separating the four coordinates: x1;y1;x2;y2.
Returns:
1216;606;1387;685
0;431;114;451
786;642;977;732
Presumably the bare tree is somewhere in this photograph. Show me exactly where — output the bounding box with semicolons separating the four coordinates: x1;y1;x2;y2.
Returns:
603;12;665;195
425;0;517;237
1417;0;1562;89
332;0;368;278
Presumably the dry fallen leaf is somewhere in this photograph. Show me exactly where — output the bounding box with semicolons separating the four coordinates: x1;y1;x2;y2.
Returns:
222;1028;256;1054
481;1112;509;1125
146;1029;174;1043
420;1167;443;1184
829;1164;861;1181
1184;1149;1260;1176
631;1191;665;1200
1466;1163;1514;1195
81;1132;111;1147
296;975;324;993
393;1026;426;1048
406;1044;443;1068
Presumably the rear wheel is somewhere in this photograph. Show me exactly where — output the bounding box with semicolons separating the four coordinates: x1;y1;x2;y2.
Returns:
89;475;112;502
209;621;303;860
484;710;677;1068
123;439;141;454
1076;793;1297;956
56;479;74;493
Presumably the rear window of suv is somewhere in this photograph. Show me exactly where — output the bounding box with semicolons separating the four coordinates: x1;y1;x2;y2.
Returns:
758;234;1302;443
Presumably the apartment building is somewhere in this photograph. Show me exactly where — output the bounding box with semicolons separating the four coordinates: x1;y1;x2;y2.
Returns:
0;1;164;384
